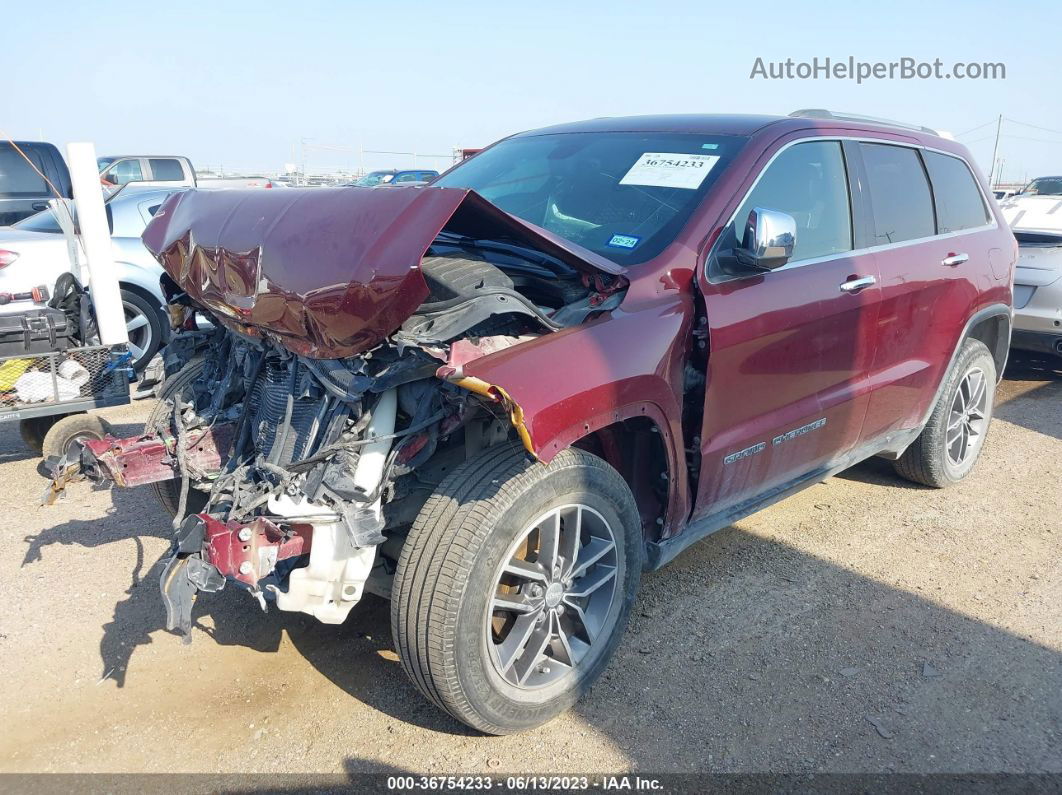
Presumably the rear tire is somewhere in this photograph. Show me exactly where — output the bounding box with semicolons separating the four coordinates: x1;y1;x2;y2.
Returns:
41;413;112;461
893;338;996;488
148;358;209;518
391;443;642;734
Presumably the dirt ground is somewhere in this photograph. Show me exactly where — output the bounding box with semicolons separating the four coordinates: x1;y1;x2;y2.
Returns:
0;352;1059;777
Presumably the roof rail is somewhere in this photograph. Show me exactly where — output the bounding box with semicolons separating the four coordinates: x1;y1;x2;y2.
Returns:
789;109;941;136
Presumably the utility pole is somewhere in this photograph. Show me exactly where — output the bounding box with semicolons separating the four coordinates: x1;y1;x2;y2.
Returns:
989;114;1003;187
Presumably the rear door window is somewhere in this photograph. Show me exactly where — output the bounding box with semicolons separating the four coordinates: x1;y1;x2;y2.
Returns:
923;151;990;232
0;147;49;197
859;143;935;245
730;140;853;263
149;158;185;181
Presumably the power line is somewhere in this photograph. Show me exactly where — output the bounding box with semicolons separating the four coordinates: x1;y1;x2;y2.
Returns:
956;119;996;137
1004;117;1062;137
1001;133;1062;145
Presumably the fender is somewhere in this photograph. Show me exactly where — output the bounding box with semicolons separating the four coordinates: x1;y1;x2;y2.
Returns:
459;294;695;535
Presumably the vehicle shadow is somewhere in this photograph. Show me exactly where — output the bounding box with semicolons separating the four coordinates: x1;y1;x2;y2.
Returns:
42;445;1057;770
176;520;1060;772
994;351;1062;441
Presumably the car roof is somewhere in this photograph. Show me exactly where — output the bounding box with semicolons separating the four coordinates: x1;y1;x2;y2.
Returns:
515;114;786;137
509;112;958;148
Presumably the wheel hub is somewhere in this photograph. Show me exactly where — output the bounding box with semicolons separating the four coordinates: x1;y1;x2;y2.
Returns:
543;582;564;608
486;504;620;690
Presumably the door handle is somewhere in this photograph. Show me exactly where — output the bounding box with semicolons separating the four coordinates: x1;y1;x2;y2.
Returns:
31;202;48;211
839;275;877;293
942;252;969;267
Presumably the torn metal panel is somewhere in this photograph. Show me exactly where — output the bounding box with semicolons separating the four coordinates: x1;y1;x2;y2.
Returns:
80;425;233;488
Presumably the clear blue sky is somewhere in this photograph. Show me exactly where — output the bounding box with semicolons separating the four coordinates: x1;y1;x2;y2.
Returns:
3;0;1060;182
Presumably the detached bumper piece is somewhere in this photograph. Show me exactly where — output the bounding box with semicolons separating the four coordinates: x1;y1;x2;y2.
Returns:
42;423;233;504
160;514;312;642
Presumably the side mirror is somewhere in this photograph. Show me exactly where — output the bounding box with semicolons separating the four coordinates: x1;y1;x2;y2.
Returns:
735;207;796;271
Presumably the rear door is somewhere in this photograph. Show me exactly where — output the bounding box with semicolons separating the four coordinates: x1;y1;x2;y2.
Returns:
858;144;994;438
693;139;881;518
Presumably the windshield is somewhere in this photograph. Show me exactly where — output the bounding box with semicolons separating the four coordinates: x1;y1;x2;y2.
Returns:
97;157;115;171
434;131;747;265
1022;177;1062;196
353;171;395;187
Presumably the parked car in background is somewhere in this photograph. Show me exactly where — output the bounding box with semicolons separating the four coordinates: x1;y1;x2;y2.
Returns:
61;110;1014;734
196;175;287;190
0;184;182;369
0;142;72;226
346;169;439;187
98;155;196;188
1000;179;1062;355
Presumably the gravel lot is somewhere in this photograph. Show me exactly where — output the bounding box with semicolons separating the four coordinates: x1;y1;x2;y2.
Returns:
1;352;1059;776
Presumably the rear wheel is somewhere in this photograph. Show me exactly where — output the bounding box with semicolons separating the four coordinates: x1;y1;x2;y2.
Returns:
391;443;642;734
894;338;996;488
148;358;209;518
41;413;112;461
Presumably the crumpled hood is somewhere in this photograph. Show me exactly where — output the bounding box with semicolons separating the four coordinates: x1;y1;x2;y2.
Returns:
142;186;621;358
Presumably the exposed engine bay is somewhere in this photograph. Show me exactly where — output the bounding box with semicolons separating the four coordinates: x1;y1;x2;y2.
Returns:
47;186;628;638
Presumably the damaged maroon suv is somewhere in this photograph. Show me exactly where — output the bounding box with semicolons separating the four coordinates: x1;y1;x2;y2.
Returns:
51;111;1015;734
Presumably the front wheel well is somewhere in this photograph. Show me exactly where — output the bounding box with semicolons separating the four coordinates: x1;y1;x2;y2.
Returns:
572;417;670;541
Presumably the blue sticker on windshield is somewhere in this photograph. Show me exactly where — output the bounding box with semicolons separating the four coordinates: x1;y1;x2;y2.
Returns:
701;143;719;150
607;234;640;249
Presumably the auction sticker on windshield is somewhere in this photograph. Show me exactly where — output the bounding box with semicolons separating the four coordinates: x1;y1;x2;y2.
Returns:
620;152;720;190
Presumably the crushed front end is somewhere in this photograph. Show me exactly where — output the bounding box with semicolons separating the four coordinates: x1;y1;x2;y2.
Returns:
48;185;627;639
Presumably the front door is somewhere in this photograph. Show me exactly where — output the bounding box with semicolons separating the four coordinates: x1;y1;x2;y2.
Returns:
693;139;881;519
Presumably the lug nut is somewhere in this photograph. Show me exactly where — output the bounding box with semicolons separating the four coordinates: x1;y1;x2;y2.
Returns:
237;527;252;542
239;561;254;576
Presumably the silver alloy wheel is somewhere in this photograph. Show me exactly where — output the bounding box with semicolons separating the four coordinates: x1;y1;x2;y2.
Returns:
946;366;989;467
486;504;619;690
123;299;152;363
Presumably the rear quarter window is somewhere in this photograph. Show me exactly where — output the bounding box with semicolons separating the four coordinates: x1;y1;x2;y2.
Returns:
149;159;185;181
0;147;49;197
859;143;935;245
923;151;990;233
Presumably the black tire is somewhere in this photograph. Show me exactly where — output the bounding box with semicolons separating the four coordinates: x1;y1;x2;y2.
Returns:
41;413;112;460
19;415;59;453
120;288;165;372
391;443;642;735
148;358;209;518
894;338;997;488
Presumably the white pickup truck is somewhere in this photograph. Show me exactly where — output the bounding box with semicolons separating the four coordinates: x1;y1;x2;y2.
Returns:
98;155;197;188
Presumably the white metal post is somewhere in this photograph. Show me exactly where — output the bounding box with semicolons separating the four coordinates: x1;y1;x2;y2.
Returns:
66;142;127;346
